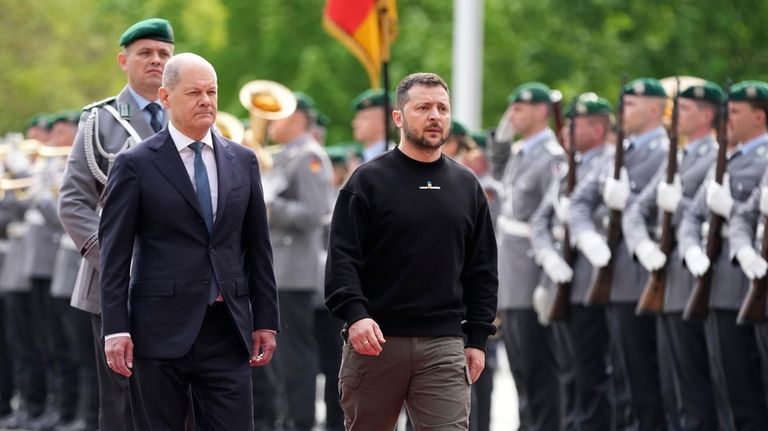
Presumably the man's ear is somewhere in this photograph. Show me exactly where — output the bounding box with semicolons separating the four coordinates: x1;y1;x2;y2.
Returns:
117;51;128;72
159;87;170;109
392;109;403;128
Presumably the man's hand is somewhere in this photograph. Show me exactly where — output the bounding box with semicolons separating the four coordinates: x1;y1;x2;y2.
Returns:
706;176;733;220
684;246;710;277
250;330;277;367
348;318;386;356
465;347;485;384
576;231;611;268
105;336;134;378
603;168;631;211
656;175;682;213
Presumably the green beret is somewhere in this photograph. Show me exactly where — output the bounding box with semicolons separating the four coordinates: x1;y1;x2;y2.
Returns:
623;78;667;97
679;81;726;105
507;82;552;104
352;89;391;111
315;110;330;127
326;143;363;163
293;92;316;113
729;80;768;102
450;120;468;137
50;111;81;125
119;18;174;47
26;113;52;131
566;92;613;117
471;130;487;149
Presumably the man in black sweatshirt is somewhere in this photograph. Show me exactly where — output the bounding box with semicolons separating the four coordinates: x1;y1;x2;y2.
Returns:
325;72;498;430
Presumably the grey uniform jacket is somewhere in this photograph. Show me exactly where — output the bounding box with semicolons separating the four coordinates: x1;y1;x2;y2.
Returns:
679;135;768;310
569;126;669;302
493;128;565;309
623;136;716;312
267;133;333;292
20;156;69;284
730;169;768;316
0;193;31;292
58;86;162;313
531;145;608;304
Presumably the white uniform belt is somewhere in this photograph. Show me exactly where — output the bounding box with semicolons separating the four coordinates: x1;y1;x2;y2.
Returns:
498;216;532;238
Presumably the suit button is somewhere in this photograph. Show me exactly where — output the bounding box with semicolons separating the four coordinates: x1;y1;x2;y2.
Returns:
209;248;215;254
202;279;209;285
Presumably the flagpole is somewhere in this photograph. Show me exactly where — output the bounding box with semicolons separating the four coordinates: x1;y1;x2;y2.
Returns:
378;1;392;144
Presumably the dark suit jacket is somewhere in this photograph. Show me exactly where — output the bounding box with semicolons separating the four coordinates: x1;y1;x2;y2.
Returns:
99;128;279;359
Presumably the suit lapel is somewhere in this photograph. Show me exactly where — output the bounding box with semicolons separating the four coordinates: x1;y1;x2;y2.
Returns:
149;132;203;218
213;134;235;232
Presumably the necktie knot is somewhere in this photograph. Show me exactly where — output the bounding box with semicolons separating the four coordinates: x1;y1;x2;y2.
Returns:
145;103;162;132
190;141;204;155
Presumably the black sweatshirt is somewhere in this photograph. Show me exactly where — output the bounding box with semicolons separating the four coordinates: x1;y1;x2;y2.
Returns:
324;147;498;350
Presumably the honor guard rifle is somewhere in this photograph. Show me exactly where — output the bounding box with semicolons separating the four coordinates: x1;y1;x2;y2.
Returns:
549;107;577;321
683;80;731;320
636;79;680;314
585;76;627;305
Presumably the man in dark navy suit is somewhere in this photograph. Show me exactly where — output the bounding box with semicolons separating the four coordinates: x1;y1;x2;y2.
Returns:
98;52;279;430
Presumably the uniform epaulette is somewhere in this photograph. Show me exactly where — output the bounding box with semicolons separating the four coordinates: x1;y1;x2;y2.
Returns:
544;139;565;156
82;96;117;111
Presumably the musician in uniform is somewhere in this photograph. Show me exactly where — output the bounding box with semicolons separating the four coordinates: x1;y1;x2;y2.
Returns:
623;81;724;430
489;82;565;430
264;92;334;431
58;18;174;431
680;80;768;429
530;93;613;430
569;78;669;429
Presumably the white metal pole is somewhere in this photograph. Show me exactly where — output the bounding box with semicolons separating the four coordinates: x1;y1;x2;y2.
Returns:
451;0;484;130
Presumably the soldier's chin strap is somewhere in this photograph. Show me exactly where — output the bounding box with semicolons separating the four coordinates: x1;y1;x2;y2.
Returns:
83;104;142;186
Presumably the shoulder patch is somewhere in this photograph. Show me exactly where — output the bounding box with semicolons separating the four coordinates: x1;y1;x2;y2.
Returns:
82;96;117;111
308;156;323;173
544;139;565;156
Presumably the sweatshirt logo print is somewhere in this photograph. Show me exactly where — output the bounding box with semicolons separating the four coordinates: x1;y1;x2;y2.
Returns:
419;180;441;190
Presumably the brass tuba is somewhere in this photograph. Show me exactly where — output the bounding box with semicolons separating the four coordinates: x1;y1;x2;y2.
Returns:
214;111;245;144
239;80;297;170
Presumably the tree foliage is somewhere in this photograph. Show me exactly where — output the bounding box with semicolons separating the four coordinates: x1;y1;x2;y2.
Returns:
2;0;767;143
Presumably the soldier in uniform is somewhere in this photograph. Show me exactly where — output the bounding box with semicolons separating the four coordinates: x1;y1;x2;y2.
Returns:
569;78;670;430
490;82;565;430
264;92;334;431
0;135;46;429
58;18;174;431
530;93;613;430
622;81;724;430
351;89;391;162
26;114;52;143
680;80;768;430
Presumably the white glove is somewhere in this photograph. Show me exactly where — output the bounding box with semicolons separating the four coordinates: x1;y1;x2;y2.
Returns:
706;175;733;220
494;107;515;143
736;246;768;280
603;167;630;211
576;231;611;268
656;175;682;213
532;285;552;326
539;249;574;284
684;246;710;277
554;196;570;224
760;186;768;217
635;239;667;272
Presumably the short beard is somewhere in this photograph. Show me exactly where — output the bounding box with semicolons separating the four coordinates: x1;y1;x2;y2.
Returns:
403;117;446;149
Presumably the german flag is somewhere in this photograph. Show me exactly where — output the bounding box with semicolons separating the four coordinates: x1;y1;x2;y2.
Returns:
323;0;398;88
